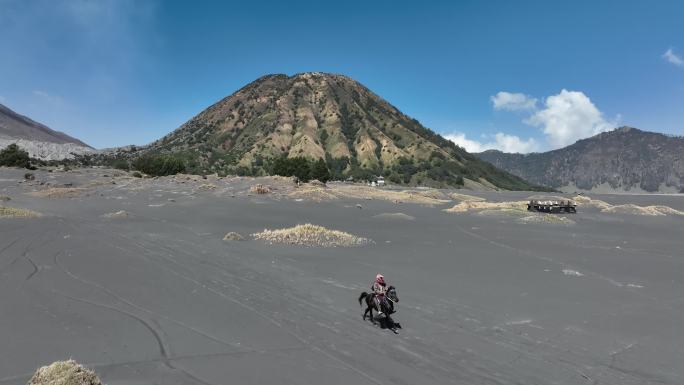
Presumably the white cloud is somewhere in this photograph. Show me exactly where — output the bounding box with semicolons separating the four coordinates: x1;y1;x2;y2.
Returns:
663;48;684;67
444;133;488;153
525;89;616;148
491;91;537;111
445;132;539;153
491;132;539;153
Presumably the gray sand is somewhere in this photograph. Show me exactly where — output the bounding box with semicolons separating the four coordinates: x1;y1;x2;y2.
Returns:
1;168;684;384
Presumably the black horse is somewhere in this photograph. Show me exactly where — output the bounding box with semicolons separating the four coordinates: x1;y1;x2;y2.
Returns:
358;286;399;329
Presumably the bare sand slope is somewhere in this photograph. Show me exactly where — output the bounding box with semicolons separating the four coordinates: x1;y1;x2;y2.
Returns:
1;168;684;384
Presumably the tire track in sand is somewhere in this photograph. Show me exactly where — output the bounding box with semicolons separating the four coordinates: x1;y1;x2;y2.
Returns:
104;228;387;385
53;248;246;351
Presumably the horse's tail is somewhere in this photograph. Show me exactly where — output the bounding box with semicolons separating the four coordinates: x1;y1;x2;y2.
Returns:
358;292;368;306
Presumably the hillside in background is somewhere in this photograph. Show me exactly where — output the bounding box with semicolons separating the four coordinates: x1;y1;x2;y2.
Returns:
0;103;93;160
130;72;548;190
476;127;684;193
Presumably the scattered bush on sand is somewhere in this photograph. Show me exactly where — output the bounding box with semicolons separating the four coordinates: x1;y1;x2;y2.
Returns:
450;192;485;202
24;173;35;180
572;195;612;210
288;184;338;201
252;224;371;247
223;232;245;241
28;188;89;198
250;184;271;194
132;171;143;178
333;185;449;205
0;206;41;218
476;208;529;217
445;200;527;213
27;360;102;385
0;195;10;202
648;205;684;216
574;195;684;216
198;183;217;190
412;189;449;200
517;214;576;225
372;213;415;221
102;210;130;219
602;204;664;216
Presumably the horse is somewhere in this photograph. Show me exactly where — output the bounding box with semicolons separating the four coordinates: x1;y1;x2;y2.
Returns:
358;286;399;329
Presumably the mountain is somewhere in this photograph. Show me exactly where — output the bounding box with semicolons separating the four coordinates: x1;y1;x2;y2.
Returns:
141;72;547;190
476;127;684;193
0;103;93;160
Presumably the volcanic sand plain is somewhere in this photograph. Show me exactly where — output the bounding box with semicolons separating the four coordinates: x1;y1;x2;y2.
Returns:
1;167;684;385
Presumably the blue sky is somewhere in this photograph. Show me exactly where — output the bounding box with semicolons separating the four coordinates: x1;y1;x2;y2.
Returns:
1;0;683;152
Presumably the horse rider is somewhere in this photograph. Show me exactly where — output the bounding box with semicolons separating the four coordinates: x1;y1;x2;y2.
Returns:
372;273;388;316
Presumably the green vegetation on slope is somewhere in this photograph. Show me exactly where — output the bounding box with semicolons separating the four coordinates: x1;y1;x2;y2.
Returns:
132;154;186;176
0;144;31;168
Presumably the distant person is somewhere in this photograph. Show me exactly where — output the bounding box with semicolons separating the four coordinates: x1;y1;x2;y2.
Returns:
372;273;388;316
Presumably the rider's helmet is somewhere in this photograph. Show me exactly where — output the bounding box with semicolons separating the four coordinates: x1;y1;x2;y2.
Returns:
375;274;385;285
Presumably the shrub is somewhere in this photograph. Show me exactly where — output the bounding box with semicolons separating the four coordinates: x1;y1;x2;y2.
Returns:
325;155;349;181
272;156;311;182
0;144;31;168
132;154;185;176
250;184;270;194
24;173;35;180
27;360;101;385
112;159;130;171
252;224;371;247
311;158;331;183
132;171;142;178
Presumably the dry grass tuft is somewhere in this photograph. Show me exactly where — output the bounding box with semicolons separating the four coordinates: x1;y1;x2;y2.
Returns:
252;224;371;247
574;195;684;216
308;179;326;187
28;188;90;199
601;204;663;216
250;184;271;194
573;195;612;210
288;185;338;201
27;360;102;385
649;205;684;216
450;192;485;202
518;214;576;225
445;200;527;213
412;189;449;200
0;195;10;202
373;212;416;221
601;204;684;216
197;183;218;190
0;206;42;218
223;232;245;241
477;208;530;217
102;210;130;219
333;185;449;205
